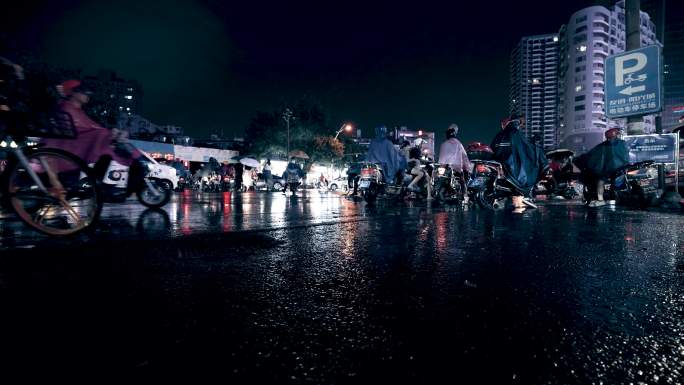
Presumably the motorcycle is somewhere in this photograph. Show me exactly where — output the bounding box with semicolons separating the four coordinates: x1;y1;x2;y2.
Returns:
97;158;172;208
202;173;221;192
580;160;658;208
533;149;582;200
221;175;233;191
357;162;432;203
285;173;301;193
433;164;468;205
467;159;540;210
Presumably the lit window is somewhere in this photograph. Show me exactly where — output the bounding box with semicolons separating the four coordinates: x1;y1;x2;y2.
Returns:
553;36;559;42
578;45;587;52
575;85;583;92
125;95;133;100
126;107;131;111
532;78;541;85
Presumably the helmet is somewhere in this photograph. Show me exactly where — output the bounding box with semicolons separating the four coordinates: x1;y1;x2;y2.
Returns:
605;128;620;140
446;124;458;138
374;125;388;139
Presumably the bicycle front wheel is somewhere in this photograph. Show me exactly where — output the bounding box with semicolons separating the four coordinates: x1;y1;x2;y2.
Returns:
6;148;102;236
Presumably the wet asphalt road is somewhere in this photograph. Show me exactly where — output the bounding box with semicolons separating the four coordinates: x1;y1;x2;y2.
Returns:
0;190;683;383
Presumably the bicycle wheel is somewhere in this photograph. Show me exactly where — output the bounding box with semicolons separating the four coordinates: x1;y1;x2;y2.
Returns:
6;148;102;236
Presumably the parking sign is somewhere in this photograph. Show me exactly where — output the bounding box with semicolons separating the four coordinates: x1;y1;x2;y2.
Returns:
605;45;662;119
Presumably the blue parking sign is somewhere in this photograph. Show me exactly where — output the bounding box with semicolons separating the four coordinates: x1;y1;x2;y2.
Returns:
605;45;662;119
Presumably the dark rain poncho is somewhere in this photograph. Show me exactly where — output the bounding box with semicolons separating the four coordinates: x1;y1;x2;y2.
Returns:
365;137;407;183
491;120;548;193
577;139;629;178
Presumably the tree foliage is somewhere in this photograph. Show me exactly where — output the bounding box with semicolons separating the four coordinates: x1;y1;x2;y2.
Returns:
245;99;345;169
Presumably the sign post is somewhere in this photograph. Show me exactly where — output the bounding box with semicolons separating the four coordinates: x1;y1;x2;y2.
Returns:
605;45;662;120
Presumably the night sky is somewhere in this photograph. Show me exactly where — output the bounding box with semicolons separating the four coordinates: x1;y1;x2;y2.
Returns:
2;0;598;143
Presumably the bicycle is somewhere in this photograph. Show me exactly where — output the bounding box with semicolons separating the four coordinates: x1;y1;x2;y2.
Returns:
0;111;102;236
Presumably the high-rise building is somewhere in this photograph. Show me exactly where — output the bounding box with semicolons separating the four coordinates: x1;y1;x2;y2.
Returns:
509;34;560;149
82;70;143;125
558;1;660;154
661;0;684;131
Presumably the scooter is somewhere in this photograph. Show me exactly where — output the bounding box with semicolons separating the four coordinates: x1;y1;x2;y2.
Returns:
467;159;540;210
357;162;432;204
221;175;233;192
433;164;468;205
96;158;171;208
285;173;301;193
580;160;658;208
533;149;582;200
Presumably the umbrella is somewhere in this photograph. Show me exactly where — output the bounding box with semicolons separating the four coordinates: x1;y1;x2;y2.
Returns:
288;150;310;159
240;157;260;168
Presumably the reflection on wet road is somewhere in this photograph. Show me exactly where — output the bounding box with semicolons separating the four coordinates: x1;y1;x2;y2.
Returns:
0;191;683;383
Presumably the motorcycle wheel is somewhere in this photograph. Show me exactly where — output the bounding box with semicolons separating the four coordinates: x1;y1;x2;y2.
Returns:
437;185;453;204
138;178;172;208
631;185;656;209
362;184;378;204
476;189;503;210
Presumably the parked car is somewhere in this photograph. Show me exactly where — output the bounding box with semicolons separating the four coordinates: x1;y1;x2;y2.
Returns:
254;173;287;191
328;177;348;192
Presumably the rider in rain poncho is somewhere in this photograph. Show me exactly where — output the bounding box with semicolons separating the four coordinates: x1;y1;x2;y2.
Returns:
365;125;407;184
575;128;629;207
491;115;548;207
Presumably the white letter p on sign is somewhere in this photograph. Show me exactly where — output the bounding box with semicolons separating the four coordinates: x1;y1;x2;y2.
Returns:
615;52;647;86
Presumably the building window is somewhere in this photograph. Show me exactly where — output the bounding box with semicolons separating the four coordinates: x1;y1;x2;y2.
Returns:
575;114;585;121
575;65;586;73
575;26;587;34
575;84;584;92
574;105;585;111
576;15;587;24
573;35;587;45
575;95;585;102
576;55;586;63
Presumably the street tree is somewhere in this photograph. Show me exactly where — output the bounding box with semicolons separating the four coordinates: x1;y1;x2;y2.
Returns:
245;99;345;170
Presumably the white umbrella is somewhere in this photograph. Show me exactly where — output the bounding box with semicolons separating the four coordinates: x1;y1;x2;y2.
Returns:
240;157;260;168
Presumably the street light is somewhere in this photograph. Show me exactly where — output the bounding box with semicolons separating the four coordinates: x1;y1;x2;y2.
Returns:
334;123;353;140
282;108;294;157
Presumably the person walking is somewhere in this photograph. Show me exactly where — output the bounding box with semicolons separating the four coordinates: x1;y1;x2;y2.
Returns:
263;159;273;191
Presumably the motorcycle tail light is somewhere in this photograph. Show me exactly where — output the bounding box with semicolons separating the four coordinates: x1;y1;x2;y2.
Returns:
361;168;374;176
476;164;487;173
627;170;639;176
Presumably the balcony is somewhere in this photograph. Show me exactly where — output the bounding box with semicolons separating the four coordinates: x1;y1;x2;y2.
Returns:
593;28;610;37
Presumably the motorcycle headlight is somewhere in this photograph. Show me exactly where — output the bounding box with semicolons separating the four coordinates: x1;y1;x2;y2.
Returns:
437;167;446;176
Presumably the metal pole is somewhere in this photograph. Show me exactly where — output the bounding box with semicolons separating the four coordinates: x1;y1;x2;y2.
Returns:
654;0;665;190
626;0;644;135
675;132;680;191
